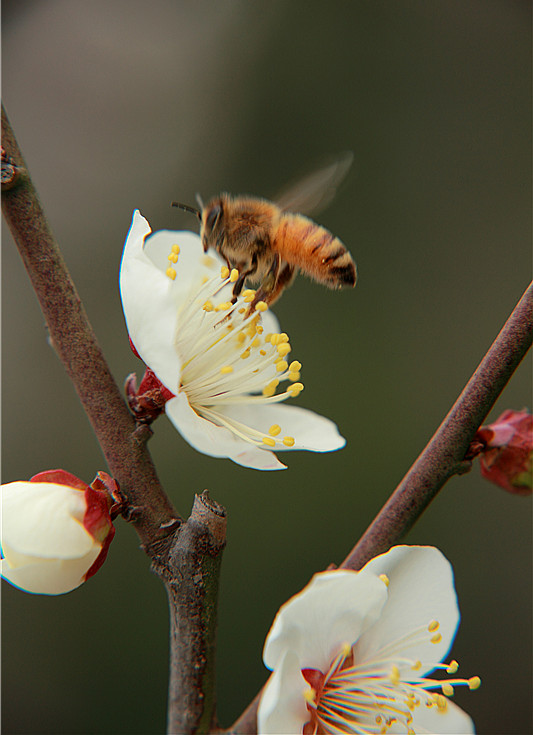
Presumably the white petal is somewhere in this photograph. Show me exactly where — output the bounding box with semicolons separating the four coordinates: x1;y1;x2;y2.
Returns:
258;649;308;735
1;482;96;559
165;394;287;470
396;698;475;734
354;546;459;675
220;403;346;452
264;569;387;673
1;548;101;595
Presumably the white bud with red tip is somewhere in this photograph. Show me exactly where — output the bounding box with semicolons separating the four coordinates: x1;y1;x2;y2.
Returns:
1;470;119;595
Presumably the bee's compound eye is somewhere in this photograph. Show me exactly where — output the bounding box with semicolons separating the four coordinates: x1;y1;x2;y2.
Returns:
205;204;222;234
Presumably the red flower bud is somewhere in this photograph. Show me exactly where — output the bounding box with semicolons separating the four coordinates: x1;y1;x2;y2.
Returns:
476;409;532;495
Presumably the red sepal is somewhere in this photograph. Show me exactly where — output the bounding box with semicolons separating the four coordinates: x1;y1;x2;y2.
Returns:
30;469;88;491
125;368;175;424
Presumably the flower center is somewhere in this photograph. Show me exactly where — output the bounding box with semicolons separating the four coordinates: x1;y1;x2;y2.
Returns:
165;246;304;448
301;618;480;735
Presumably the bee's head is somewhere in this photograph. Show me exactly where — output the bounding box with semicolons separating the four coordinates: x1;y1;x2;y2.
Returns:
200;198;224;253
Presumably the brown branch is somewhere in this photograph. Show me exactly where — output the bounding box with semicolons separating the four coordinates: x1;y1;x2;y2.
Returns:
341;280;532;571
1;104;179;550
2;105;227;733
225;280;533;735
160;491;227;735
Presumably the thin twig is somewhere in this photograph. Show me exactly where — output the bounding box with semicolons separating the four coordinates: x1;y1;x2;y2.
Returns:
341;280;532;571
225;280;532;735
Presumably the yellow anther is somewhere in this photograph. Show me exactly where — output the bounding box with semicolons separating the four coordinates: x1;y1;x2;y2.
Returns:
379;573;389;587
289;360;302;372
430;633;442;644
226;324;234;330
240;349;250;359
262;436;276;447
220;366;233;374
283;436;295;446
201;254;215;266
237;332;246;343
262;380;279;397
340;642;351;657
255;301;268;312
390;665;400;686
251;338;261;348
260;349;266;356
407;729;415;735
238;307;246;314
166;266;177;280
288;371;301;382
203;300;214;312
243;294;254;303
428;620;440;633
278;332;289;343
276;360;288;372
171;244;180;254
277;343;291;357
230;268;239;282
269;424;281;436
242;289;256;299
270;333;280;345
468;676;481;690
264;333;272;343
168;252;179;263
256;325;263;334
375;716;382;725
441;683;454;697
220;266;230;279
215;301;232;311
288;382;304;396
411;660;422;671
303;688;316;705
436;694;448;711
446;660;459;674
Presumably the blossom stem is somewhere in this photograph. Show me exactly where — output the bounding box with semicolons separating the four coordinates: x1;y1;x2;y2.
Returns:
341;280;533;571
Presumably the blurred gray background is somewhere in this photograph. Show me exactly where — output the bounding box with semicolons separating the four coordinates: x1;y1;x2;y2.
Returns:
2;1;531;733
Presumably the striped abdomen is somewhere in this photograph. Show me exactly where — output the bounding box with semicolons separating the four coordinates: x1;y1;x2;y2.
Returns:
274;213;356;288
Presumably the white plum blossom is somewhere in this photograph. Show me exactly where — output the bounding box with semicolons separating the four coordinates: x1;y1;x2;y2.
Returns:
259;545;479;735
119;210;346;470
1;470;117;595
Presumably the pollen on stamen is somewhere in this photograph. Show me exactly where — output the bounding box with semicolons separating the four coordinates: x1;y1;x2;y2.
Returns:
262;436;276;447
288;371;301;382
220;266;230;279
171;244;180;254
203;300;214;312
220;366;233;374
215;301;232;312
276;360;289;372
166;266;177;280
241;349;251;359
269;424;281;436
288;382;304;396
442;683;454;697
379;573;390;586
255;300;268;312
289;360;301;372
230;268;239;282
447;660;459;674
168;252;179;263
303;688;316;706
283;436;295;446
411;660;422;671
277;343;291;357
468;676;481;690
431;632;442;644
428;620;440;632
390;664;401;686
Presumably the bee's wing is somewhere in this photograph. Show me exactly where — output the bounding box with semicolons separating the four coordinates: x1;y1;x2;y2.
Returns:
275;152;353;216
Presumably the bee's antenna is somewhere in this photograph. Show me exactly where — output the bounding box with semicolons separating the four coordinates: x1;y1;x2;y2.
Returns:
171;201;202;220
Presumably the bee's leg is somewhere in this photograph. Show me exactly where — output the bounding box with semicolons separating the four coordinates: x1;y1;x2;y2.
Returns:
264;262;295;306
231;269;251;302
247;256;290;315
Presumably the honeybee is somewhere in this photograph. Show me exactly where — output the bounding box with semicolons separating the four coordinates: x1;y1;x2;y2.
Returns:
172;153;357;309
